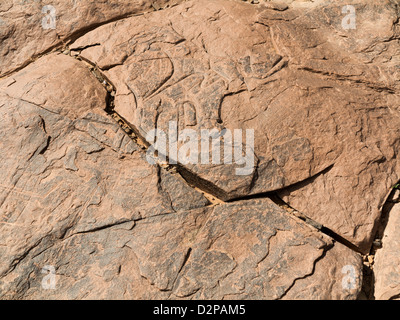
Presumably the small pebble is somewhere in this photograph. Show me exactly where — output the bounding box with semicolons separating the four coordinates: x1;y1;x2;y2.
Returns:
372;239;382;248
368;255;374;264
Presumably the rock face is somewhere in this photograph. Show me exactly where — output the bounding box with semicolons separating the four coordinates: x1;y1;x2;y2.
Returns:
374;191;400;300
0;0;184;77
0;0;399;300
69;0;400;252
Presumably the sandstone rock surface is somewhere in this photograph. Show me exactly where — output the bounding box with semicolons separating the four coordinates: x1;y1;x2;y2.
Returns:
374;192;400;300
0;0;184;77
0;53;209;295
0;49;363;300
71;0;400;252
0;0;399;300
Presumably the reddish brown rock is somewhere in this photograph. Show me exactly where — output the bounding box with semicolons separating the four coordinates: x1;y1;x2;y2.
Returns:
0;50;363;300
374;193;400;300
0;0;399;300
172;200;362;300
0;0;184;77
71;0;400;252
0;197;362;300
0;53;208;282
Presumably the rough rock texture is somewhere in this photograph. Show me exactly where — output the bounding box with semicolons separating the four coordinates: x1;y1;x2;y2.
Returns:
0;0;399;300
0;0;184;77
0;53;209;294
70;0;400;252
0;194;363;299
0;50;362;299
374;192;400;300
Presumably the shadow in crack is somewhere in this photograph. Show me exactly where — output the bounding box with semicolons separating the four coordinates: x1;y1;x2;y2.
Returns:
277;164;334;196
